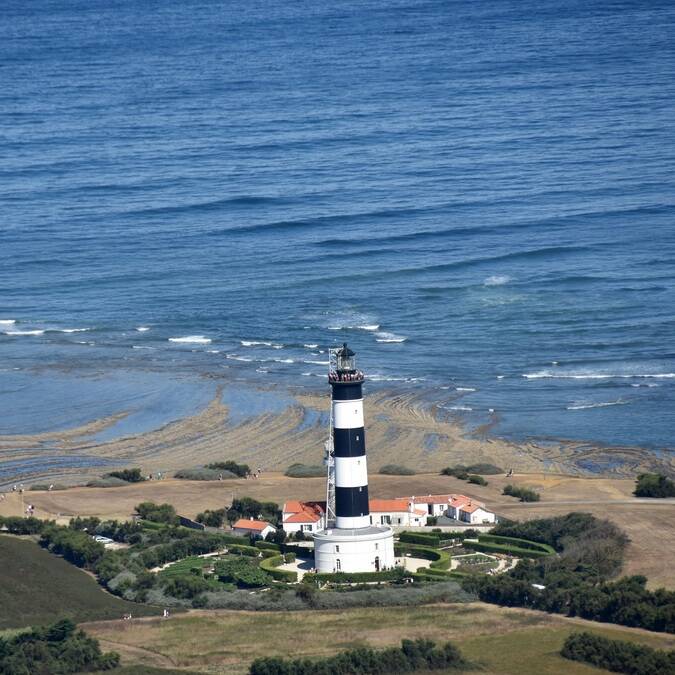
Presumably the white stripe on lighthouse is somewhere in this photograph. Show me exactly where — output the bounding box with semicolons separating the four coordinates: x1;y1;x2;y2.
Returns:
334;456;368;487
333;399;364;429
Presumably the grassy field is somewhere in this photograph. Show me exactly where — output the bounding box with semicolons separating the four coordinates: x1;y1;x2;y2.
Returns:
83;603;675;674
0;535;162;629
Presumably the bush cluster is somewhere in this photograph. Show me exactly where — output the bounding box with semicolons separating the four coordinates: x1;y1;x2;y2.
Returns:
249;638;468;675
561;631;675;675
464;514;673;633
304;567;411;585
0;618;119;674
284;463;325;478
206;461;250;478
378;464;416;476
502;484;540;502
215;558;271;588
227;497;280;526
634;472;675;498
441;463;502;477
85;476;129;488
136;501;179;524
196;508;227;527
105;467;146;483
174;468;237;481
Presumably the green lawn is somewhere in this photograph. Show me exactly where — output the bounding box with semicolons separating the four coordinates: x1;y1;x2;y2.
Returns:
0;535;162;629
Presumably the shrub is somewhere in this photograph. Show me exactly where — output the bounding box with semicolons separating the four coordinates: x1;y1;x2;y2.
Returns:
106;468;145;483
86;476;129;488
502;484;540;502
196;509;227;527
304;568;411;585
29;483;67;491
399;531;441;547
249;638;468;675
0;515;48;534
227;497;280;526
0;618;120;673
206;461;250;478
174;467;237;480
135;502;179;524
634;472;675;498
441;466;469;480
284;463;325;478
468;474;487;486
478;534;555;555
561;631;675;674
426;516;438;526
464;541;550;559
162;574;211;599
215;558;271;588
260;555;298;582
464;463;503;475
379;464;416;475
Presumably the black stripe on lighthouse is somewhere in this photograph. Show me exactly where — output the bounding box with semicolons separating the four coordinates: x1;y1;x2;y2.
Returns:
335;485;369;517
333;428;366;457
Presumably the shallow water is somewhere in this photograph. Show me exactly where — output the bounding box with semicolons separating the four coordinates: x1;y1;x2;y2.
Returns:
1;0;674;451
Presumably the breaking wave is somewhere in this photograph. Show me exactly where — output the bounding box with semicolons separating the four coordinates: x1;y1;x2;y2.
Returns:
567;399;628;410
375;331;407;343
483;274;512;286
168;335;212;344
3;329;45;336
524;370;675;380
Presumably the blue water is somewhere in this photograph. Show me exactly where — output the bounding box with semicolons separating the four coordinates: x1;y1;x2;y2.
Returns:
1;0;675;454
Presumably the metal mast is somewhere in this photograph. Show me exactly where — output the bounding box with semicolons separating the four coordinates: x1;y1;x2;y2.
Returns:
324;347;338;527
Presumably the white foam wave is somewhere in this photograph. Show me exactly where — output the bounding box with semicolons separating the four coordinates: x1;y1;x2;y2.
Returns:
567;400;628;411
136;326;151;332
3;329;45;336
357;324;380;331
274;358;294;364
375;331;407;343
207;349;221;354
303;344;318;349
226;354;254;362
60;328;90;333
631;383;659;388
304;359;329;365
0;319;16;325
497;375;505;379
456;387;476;392
169;335;211;344
443;405;473;412
132;345;156;350
524;370;675;380
241;340;273;347
484;275;512;286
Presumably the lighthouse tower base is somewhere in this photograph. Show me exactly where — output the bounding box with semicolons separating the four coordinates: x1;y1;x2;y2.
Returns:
313;526;395;574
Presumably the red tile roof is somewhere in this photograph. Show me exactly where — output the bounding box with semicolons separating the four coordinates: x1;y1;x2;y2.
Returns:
411;494;454;504
284;511;321;524
369;498;412;513
232;519;273;531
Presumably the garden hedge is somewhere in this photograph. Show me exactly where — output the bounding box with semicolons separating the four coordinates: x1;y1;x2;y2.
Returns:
395;543;451;570
464;540;550;559
478;534;555;555
304;568;411;584
259;555;298;582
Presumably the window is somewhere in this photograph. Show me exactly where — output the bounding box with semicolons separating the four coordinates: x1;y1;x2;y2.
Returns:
375;543;378;550
336;559;341;571
335;545;340;553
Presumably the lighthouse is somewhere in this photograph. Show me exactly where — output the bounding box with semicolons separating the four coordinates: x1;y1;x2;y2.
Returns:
313;343;395;573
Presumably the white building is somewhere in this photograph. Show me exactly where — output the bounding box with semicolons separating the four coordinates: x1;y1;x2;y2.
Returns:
232;518;276;539
314;526;396;573
282;501;326;535
368;499;427;527
457;502;496;525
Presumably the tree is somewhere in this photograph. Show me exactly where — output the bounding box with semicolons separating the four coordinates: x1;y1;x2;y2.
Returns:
634;473;675;498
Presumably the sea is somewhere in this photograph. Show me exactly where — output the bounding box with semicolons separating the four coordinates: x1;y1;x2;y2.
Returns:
1;0;674;457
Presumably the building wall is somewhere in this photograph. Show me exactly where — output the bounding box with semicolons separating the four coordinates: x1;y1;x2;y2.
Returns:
314;530;395;573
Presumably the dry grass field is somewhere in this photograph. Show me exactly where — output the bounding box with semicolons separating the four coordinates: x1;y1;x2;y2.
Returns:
2;470;674;587
83;603;675;674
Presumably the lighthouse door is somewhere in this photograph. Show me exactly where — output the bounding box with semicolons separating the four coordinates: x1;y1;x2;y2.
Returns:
374;556;380;572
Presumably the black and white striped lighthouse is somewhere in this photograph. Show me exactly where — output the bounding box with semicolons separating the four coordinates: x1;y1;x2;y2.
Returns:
314;342;395;573
330;343;370;529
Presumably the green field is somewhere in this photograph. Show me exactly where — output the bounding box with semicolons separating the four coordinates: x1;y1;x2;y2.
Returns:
0;535;162;629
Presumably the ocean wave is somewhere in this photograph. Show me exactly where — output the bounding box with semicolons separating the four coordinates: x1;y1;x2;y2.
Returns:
443;405;473;412
241;340;273;347
0;319;16;325
274;358;294;364
132;345;156;350
304;359;329;365
567;400;628;410
523;370;675;380
59;328;90;333
3;329;45;336
168;335;212;344
483;275;512;286
136;326;151;332
456;387;476;392
207;349;221;354
375;331;407;343
226;353;254;362
303;343;318;349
